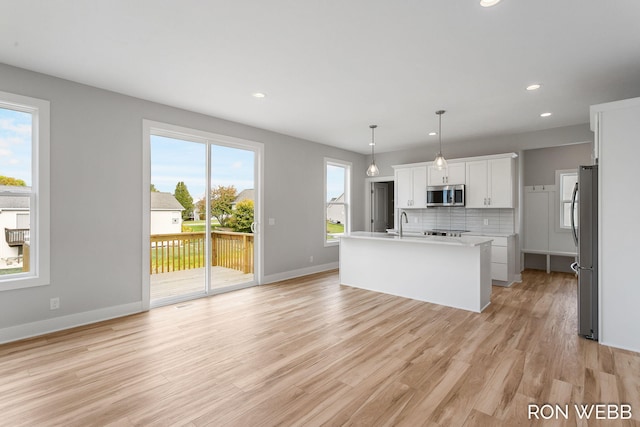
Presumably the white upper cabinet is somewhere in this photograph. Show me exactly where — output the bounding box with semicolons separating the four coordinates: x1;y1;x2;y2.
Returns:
466;160;489;208
488;157;514;207
395;166;427;209
427;162;465;186
465;157;514;208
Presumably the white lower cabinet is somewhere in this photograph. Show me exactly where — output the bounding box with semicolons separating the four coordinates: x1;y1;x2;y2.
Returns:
488;235;515;285
466;234;516;285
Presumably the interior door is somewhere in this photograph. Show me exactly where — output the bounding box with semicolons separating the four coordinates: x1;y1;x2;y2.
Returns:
373;182;389;232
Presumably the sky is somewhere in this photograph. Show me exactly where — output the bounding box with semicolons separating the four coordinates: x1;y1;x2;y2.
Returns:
152;135;346;203
0;107;32;186
326;164;346;202
150;135;255;201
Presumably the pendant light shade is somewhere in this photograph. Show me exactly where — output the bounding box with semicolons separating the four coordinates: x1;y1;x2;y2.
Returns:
434;110;448;170
366;124;380;177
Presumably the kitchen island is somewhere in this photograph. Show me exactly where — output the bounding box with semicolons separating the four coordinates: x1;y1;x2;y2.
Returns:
339;232;493;312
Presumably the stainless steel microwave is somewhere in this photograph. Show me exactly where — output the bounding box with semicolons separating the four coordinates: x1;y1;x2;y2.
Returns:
427;184;465;207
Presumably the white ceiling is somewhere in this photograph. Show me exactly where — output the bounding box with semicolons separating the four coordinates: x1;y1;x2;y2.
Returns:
2;1;640;154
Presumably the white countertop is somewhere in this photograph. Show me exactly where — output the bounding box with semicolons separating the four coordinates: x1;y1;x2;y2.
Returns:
462;232;516;237
342;231;493;247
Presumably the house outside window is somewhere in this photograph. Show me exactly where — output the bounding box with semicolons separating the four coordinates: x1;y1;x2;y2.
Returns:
558;169;578;230
0;91;50;291
325;159;351;245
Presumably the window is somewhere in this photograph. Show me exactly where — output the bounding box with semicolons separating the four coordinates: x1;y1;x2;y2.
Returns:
325;159;351;245
558;169;578;229
0;91;50;291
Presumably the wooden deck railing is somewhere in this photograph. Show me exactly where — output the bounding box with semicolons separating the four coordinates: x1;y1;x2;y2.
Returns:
150;230;254;275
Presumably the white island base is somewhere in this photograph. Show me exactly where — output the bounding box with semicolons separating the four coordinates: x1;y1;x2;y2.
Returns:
339;232;493;313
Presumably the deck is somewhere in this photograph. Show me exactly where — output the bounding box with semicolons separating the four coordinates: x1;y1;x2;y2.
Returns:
150;266;254;301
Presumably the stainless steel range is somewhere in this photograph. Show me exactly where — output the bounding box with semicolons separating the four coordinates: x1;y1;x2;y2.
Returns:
424;229;469;237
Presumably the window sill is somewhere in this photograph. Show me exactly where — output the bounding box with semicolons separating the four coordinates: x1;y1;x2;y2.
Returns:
0;275;50;292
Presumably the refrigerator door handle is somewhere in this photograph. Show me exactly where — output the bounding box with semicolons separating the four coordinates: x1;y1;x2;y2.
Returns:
571;261;592;272
571;262;579;274
570;182;579;246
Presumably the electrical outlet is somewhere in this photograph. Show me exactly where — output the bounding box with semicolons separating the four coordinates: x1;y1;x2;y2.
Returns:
50;297;60;310
309;256;314;263
483;219;489;226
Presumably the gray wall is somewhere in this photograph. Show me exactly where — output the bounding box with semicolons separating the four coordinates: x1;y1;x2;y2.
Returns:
0;63;365;335
367;124;594;175
523;143;593;186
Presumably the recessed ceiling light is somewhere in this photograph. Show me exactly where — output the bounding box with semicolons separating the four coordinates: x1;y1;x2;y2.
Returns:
429;132;437;136
480;0;501;7
252;92;266;98
526;84;541;91
540;112;552;117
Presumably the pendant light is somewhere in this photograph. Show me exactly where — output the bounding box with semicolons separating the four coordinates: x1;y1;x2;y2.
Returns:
366;124;380;177
433;110;448;170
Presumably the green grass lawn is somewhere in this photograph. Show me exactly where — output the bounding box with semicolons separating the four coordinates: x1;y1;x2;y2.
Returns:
326;221;344;241
0;267;23;275
182;219;220;232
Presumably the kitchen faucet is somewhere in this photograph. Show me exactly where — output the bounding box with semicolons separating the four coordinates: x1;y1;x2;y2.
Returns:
399;210;408;238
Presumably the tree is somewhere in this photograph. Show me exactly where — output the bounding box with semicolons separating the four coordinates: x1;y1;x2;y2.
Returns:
0;176;26;186
174;181;194;220
196;185;237;228
229;199;254;233
150;184;159;192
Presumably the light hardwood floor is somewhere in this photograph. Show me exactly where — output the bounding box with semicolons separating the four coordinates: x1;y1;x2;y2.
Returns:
1;270;639;426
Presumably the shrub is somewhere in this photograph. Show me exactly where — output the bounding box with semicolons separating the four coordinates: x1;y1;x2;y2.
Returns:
229;200;254;233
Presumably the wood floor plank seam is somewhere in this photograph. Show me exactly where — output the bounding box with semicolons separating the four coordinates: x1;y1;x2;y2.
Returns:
0;269;639;426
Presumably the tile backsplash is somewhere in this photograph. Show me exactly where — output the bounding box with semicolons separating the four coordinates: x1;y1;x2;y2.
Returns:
401;207;515;235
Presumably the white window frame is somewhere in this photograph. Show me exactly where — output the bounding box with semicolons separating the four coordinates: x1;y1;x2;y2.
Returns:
324;158;351;246
557;169;578;231
0;91;50;291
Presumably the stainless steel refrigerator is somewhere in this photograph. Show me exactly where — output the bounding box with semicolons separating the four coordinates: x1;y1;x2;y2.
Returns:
571;165;598;340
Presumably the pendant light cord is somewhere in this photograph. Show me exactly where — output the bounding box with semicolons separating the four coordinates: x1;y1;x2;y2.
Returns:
370;124;377;162
439;113;442;154
435;110;446;156
371;126;375;161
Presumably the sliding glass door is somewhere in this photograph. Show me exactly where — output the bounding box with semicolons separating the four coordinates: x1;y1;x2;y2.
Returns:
145;122;261;307
209;144;255;290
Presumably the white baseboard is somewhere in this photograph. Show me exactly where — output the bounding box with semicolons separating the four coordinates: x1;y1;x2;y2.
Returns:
599;338;640;354
262;262;339;285
0;302;143;345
